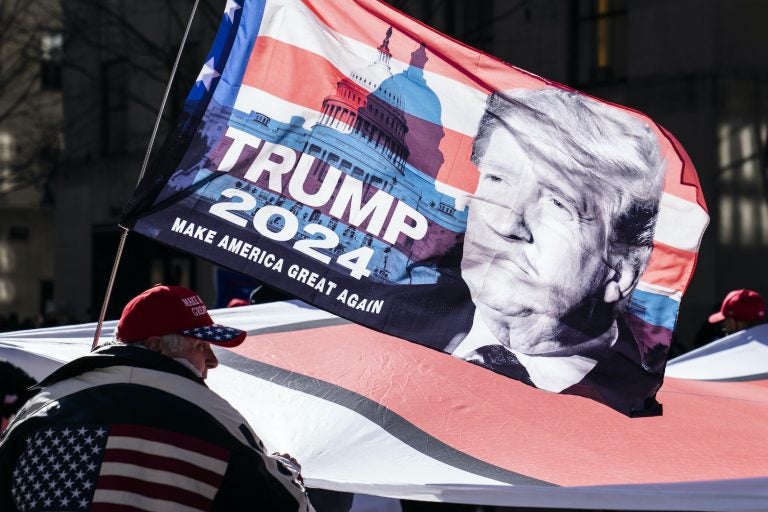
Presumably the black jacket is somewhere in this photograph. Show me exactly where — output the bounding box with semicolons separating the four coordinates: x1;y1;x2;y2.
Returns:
0;344;313;511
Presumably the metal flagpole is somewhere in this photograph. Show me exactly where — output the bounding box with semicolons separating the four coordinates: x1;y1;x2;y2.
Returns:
91;0;202;349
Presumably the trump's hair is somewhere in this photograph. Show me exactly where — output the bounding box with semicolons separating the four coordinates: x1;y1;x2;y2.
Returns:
471;88;666;276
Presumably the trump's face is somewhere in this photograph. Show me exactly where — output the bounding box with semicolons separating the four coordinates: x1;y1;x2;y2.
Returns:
462;126;619;353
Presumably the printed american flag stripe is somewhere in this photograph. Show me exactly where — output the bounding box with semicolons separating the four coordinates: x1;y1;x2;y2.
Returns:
11;424;230;512
102;449;225;486
91;490;211;512
93;424;229;511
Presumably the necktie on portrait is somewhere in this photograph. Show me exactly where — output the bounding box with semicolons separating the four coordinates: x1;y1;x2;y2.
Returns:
466;345;534;386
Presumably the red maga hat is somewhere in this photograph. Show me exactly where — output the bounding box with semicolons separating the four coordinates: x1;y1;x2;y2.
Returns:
708;289;766;323
116;285;246;347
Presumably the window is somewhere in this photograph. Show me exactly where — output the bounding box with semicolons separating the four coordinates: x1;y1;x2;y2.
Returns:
572;0;627;85
0;132;12;193
40;32;62;90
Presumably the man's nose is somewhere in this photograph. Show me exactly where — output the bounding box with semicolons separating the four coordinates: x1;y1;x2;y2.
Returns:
205;345;219;369
492;205;533;243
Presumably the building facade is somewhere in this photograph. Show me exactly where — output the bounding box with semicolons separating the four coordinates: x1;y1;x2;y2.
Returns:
0;0;62;327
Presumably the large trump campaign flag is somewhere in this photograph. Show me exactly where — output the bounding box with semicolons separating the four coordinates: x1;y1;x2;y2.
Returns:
121;0;708;415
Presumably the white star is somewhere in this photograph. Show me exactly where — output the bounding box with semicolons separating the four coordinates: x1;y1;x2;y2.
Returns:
95;428;106;437
196;58;220;90
224;0;241;22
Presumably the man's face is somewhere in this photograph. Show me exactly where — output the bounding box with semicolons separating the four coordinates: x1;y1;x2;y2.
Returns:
462;126;617;352
178;337;219;379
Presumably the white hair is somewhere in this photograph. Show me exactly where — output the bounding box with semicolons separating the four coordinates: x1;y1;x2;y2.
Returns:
472;88;666;274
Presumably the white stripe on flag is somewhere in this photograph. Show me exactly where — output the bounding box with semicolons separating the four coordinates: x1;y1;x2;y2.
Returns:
92;489;208;512
106;436;229;474
654;192;709;252
636;280;683;301
100;462;218;499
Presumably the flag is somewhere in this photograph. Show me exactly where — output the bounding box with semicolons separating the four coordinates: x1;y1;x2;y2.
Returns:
10;424;228;511
120;0;709;415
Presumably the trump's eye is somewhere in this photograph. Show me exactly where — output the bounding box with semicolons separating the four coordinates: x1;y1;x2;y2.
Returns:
541;193;575;221
484;174;503;183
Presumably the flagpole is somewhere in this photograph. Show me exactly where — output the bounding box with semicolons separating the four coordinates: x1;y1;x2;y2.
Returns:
91;0;202;349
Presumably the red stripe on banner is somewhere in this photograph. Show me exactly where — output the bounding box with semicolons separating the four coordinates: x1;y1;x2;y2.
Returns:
230;326;768;486
299;0;546;93
644;242;697;291
110;424;229;461
96;475;212;510
102;449;225;487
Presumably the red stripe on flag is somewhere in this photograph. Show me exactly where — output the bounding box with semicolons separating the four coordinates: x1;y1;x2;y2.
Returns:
96;475;212;510
660;126;708;211
243;37;344;117
102;449;225;487
644;242;697;291
110;424;229;461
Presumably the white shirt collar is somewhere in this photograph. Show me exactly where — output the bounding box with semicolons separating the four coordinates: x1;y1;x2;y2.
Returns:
451;309;615;392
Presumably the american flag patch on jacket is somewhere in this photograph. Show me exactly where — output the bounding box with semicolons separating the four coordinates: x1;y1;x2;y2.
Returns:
11;424;230;511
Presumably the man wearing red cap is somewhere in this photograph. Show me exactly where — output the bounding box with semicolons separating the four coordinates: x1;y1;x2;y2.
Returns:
708;289;766;336
0;285;314;512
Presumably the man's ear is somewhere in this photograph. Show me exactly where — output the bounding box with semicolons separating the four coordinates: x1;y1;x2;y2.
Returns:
603;257;642;304
144;336;163;352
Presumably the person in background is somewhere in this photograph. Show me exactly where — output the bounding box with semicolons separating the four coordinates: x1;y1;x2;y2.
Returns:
0;284;313;511
707;289;766;336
